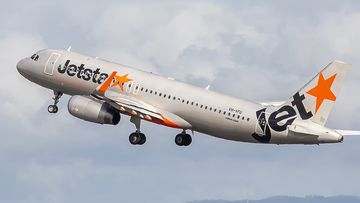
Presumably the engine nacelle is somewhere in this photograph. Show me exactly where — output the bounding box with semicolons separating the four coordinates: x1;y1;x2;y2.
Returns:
68;96;120;125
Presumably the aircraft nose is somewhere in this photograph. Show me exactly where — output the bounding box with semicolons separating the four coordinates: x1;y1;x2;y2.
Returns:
17;58;30;76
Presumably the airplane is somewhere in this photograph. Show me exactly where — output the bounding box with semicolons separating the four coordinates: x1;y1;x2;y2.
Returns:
16;48;360;146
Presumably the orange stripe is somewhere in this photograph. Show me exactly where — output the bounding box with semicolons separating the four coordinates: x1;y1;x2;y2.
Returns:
161;116;182;129
99;71;117;93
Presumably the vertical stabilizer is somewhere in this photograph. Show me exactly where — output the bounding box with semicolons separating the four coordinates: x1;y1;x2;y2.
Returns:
289;60;350;125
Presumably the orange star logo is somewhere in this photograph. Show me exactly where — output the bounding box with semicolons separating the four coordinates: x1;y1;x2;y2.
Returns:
111;74;132;91
306;72;337;113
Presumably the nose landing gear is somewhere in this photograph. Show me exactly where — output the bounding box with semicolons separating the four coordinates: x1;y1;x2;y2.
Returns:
48;91;63;114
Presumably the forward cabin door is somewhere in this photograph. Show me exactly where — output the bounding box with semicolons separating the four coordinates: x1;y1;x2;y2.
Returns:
44;53;61;76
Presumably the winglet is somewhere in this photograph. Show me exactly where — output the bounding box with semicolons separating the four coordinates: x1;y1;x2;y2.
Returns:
98;71;117;93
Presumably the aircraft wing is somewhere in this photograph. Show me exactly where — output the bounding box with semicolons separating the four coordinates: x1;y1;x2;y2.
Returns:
92;71;191;129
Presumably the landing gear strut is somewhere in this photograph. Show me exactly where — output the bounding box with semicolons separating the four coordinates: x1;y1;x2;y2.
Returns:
175;131;192;146
129;116;146;145
48;91;63;114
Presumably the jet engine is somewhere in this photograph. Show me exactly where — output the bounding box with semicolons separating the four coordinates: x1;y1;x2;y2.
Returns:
68;96;120;125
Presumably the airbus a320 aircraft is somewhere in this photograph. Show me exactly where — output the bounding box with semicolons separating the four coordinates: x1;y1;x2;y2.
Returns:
17;48;360;146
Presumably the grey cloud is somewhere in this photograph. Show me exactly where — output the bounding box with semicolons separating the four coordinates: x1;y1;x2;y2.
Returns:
1;1;360;203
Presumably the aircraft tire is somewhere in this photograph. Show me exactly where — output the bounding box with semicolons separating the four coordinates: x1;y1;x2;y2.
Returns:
175;134;192;146
183;134;192;146
53;105;58;113
48;105;58;113
129;132;146;145
139;133;146;145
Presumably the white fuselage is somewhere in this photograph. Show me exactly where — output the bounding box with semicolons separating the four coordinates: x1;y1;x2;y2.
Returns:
17;49;344;145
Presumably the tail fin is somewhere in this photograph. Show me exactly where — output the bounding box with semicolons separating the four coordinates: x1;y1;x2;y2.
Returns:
284;60;350;126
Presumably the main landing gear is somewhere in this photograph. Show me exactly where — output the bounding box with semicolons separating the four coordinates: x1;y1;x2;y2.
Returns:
129;131;146;145
175;131;192;146
129;116;146;145
129;116;192;146
48;91;63;114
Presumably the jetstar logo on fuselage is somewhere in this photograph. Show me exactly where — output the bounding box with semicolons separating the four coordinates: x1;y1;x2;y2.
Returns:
58;60;109;84
252;92;313;143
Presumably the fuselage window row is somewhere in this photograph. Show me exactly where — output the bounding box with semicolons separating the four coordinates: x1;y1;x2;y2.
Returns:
135;84;249;122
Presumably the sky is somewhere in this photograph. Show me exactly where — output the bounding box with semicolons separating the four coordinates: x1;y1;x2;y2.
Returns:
1;0;360;202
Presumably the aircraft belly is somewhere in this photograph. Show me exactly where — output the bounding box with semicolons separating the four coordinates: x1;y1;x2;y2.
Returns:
178;112;257;143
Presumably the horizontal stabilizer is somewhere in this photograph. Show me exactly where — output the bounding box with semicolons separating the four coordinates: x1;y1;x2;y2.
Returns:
336;130;360;136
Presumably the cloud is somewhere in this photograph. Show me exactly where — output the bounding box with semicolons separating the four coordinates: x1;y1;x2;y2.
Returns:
1;1;360;203
0;32;48;125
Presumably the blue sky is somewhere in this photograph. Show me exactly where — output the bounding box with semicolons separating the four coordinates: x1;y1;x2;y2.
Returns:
1;0;360;202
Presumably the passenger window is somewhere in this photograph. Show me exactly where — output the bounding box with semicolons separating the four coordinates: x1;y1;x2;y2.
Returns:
133;84;140;95
125;81;134;93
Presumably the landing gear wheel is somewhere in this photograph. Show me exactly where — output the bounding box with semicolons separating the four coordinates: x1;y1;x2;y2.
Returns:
53;105;58;113
139;133;146;145
184;134;192;146
47;105;58;113
175;133;192;146
129;132;146;145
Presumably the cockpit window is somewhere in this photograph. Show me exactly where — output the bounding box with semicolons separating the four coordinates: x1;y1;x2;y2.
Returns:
30;54;40;61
